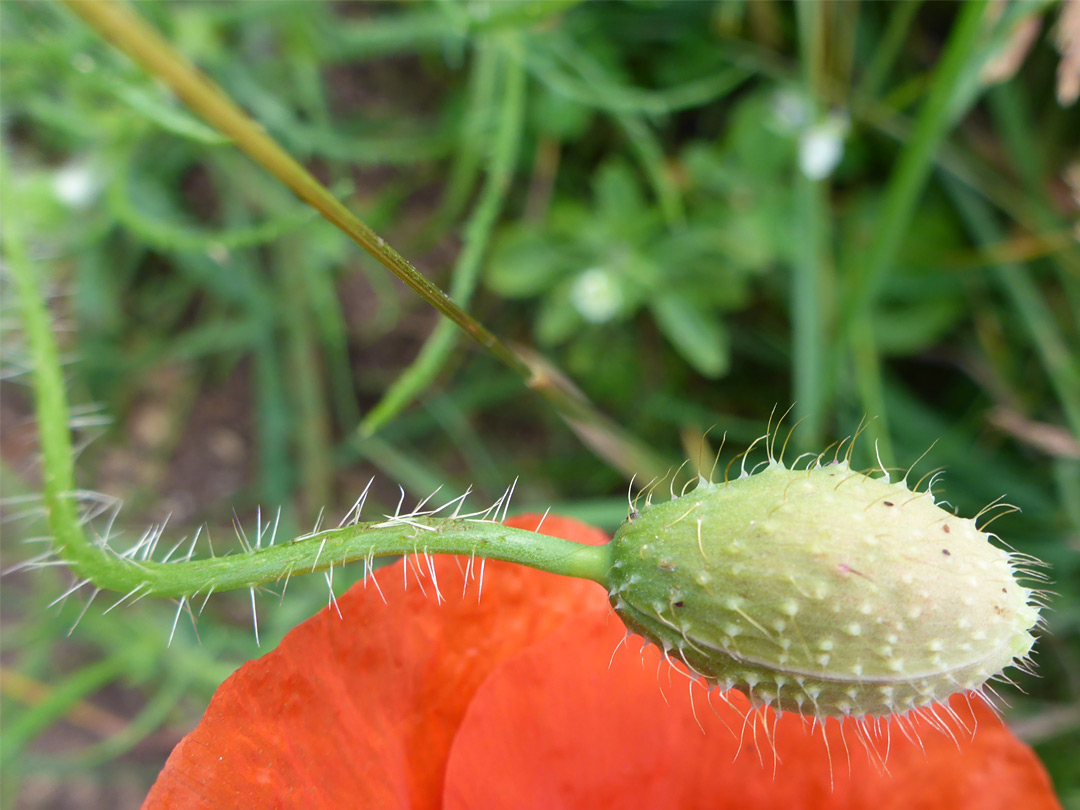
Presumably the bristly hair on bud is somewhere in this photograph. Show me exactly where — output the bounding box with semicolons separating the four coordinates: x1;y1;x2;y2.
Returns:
607;427;1046;722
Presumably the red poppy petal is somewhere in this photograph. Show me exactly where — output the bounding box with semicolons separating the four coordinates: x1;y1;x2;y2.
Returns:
445;609;1060;810
143;514;610;810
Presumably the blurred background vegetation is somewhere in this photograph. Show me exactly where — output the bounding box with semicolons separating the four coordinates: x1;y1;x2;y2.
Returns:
2;1;1078;807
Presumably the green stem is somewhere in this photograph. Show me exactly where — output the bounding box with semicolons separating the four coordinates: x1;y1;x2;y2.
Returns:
6;172;96;584
427;35;502;236
791;186;829;451
83;516;612;599
359;37;525;436
64;0;666;482
792;0;831;451
845;0;990;315
844;0;990;465
945;178;1080;440
279;235;333;517
53;673;191;769
856;1;923;102
62;0;531;382
5;160;611;600
0;655;128;770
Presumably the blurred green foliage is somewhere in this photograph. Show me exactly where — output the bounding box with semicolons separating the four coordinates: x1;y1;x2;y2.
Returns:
2;1;1079;807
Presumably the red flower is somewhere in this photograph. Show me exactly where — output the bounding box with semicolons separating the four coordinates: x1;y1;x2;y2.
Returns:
143;515;1060;810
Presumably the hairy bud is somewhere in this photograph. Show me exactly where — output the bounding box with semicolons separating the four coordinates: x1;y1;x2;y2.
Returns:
608;460;1042;718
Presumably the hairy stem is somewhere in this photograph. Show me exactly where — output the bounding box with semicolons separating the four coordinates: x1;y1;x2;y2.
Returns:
6;172;98;583
84;517;612;600
5;162;611;600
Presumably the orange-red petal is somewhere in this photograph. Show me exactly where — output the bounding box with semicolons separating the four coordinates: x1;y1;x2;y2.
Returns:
141;514;609;810
142;511;1058;809
444;604;1061;810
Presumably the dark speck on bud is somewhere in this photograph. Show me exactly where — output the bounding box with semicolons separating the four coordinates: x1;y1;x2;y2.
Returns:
606;459;1043;720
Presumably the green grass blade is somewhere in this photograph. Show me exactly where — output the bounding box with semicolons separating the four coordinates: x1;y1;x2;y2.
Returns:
844;0;991;464
359;40;525;436
945;178;1080;439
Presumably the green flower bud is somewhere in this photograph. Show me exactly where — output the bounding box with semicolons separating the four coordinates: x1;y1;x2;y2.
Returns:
608;460;1042;719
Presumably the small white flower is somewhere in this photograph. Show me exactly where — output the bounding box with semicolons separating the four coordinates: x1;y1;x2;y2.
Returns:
52;162;101;208
570;267;623;324
798;113;850;180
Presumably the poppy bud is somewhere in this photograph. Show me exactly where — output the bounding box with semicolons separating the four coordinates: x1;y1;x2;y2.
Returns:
608;460;1042;718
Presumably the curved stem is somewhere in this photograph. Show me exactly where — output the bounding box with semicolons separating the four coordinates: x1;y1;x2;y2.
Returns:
5;163;610;601
6;165;95;582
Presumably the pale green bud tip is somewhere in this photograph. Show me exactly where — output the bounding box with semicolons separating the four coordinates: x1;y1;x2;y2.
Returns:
608;460;1044;719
